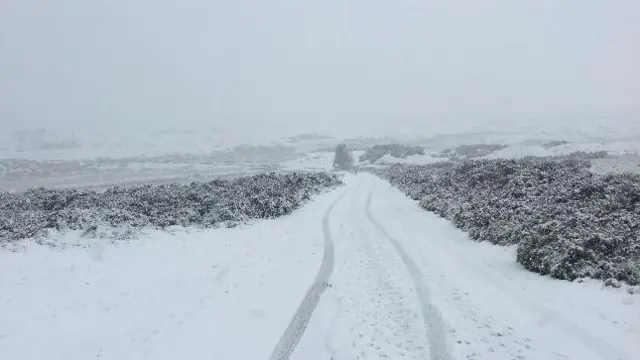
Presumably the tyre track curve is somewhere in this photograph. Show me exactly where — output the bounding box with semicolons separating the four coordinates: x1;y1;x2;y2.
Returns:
365;188;453;360
269;179;359;360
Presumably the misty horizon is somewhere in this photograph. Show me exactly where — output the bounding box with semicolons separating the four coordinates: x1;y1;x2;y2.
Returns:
1;0;639;140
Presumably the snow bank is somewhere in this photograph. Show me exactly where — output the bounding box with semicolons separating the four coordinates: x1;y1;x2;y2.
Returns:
377;157;640;285
0;172;342;243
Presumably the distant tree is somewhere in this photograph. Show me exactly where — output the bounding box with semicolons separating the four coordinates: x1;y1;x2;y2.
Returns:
333;143;354;170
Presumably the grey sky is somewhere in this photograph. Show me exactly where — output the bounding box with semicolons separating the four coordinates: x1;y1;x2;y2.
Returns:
1;0;638;139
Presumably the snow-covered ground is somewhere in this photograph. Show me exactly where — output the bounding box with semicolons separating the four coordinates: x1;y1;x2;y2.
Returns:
375;153;443;165
591;155;640;175
2;173;638;360
0;163;257;192
280;150;370;172
4;128;640;191
0;188;345;360
280;152;336;172
484;141;640;160
357;136;640;175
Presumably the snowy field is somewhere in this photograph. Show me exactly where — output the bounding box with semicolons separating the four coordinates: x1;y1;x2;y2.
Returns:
1;174;638;360
3;0;639;356
2;128;640;191
1;130;640;360
0;189;344;359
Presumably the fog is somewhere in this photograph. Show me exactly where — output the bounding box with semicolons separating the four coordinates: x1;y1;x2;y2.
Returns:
1;0;639;140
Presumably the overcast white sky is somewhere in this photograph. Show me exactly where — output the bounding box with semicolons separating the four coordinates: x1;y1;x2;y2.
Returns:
1;0;639;139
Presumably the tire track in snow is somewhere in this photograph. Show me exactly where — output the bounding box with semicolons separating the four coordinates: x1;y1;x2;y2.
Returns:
365;189;453;360
269;180;358;360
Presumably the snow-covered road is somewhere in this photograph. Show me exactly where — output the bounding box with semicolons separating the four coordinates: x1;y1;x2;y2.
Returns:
292;174;639;360
2;173;639;360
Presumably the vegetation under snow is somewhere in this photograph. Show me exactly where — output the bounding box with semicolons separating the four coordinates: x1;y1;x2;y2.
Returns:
377;156;640;285
0;172;342;243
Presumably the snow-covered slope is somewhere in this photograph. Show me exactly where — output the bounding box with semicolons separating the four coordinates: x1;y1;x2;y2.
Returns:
2;174;638;360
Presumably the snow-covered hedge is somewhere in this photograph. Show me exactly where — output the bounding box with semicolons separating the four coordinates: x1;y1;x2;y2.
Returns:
377;157;640;285
0;172;341;242
360;144;425;163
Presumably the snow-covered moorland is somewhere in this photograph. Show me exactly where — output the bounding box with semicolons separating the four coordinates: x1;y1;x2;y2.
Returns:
0;172;342;243
359;144;426;163
377;156;640;286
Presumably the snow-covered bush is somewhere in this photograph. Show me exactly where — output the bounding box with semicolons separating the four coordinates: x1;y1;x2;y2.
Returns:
377;157;640;285
0;172;341;243
360;144;425;163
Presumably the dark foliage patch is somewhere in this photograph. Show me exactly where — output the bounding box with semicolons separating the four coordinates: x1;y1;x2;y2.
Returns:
377;156;640;285
0;172;341;242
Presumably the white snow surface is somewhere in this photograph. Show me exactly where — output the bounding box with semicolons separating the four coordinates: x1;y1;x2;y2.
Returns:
0;189;342;360
2;174;639;360
280;152;336;172
280;150;369;172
